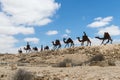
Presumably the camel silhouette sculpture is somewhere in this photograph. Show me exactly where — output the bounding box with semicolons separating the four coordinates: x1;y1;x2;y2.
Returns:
18;48;22;53
40;45;49;51
95;32;112;45
24;42;31;53
52;39;61;50
63;38;74;48
32;47;38;52
24;47;31;53
44;46;49;51
77;32;91;46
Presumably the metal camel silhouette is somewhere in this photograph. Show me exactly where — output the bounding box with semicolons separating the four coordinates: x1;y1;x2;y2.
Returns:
52;39;61;50
63;38;74;48
95;32;112;45
77;32;91;46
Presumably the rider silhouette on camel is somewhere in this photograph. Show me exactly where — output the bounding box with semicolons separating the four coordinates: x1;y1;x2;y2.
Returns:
26;42;31;49
82;32;87;41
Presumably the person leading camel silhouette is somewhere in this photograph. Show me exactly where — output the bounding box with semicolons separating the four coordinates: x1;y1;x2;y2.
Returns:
63;38;74;48
77;32;91;46
95;32;112;45
52;39;61;50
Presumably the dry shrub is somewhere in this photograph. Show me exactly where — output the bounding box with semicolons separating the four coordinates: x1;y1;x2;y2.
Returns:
87;54;106;66
10;63;17;70
12;69;34;80
89;61;107;67
18;57;27;63
108;60;116;66
56;58;73;67
90;54;105;62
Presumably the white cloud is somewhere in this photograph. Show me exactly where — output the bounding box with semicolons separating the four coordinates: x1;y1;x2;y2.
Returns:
0;12;35;35
98;25;120;36
113;39;120;44
0;35;18;53
0;0;60;53
1;0;60;26
65;29;71;34
90;37;101;45
88;16;113;28
0;26;34;35
24;37;39;44
46;30;58;35
62;34;70;38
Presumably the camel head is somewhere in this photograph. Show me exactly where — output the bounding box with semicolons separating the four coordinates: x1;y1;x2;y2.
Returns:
76;37;82;42
23;47;26;50
63;38;67;43
52;41;55;45
63;38;66;40
76;37;80;39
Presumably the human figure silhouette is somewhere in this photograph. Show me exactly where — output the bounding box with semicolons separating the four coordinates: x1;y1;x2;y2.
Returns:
83;32;87;36
26;42;30;49
83;32;87;40
77;32;91;46
24;42;31;53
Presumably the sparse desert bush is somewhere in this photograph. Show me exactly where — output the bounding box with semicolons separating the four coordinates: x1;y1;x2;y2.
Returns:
18;57;27;63
89;54;105;62
56;58;73;67
89;61;107;67
12;69;34;80
86;54;106;66
108;60;116;66
10;63;17;70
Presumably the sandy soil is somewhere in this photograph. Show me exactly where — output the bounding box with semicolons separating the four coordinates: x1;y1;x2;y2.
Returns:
0;66;120;80
0;44;120;80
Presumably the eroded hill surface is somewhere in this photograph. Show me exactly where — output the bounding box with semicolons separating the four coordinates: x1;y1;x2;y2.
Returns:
0;44;120;80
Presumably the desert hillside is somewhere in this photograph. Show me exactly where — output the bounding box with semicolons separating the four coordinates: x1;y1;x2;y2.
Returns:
0;44;120;80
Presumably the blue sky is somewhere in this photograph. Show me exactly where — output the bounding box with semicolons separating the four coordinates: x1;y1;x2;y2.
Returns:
0;0;120;53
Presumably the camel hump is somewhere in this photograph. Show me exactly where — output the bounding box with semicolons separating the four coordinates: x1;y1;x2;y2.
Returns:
104;32;110;38
55;39;60;44
82;35;88;40
68;38;72;41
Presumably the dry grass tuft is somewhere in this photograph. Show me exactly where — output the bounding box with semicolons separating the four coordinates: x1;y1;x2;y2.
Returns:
55;58;73;67
12;69;34;80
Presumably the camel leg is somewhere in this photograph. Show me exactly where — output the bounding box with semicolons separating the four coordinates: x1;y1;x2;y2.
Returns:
29;48;32;53
64;44;67;48
110;38;113;44
86;41;89;46
70;43;72;48
101;40;104;45
65;44;69;48
68;44;69;48
81;42;84;46
88;41;91;46
105;39;109;45
58;45;61;49
54;46;57;50
89;41;91;46
70;43;74;48
52;46;56;50
72;43;74;47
